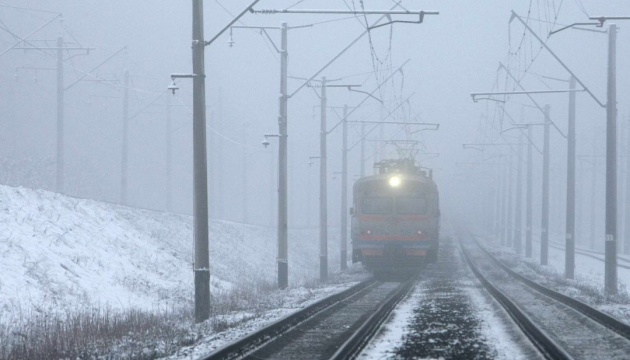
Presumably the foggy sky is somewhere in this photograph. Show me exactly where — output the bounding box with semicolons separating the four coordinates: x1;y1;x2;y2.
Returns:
0;1;628;242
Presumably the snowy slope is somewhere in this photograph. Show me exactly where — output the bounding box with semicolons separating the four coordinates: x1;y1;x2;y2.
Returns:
0;185;333;323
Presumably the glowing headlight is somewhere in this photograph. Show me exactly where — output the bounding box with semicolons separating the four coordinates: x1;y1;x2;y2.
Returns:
388;175;401;187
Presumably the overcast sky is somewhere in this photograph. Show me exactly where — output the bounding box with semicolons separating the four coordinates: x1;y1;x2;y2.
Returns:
0;1;628;234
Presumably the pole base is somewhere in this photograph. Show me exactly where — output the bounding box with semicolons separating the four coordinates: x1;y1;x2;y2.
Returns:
278;261;288;290
341;250;347;270
320;255;328;282
605;237;617;295
194;269;210;323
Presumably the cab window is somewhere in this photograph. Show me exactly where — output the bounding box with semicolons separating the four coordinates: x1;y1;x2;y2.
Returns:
396;197;427;214
362;197;392;214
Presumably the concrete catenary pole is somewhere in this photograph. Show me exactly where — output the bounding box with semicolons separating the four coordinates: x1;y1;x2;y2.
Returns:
121;69;129;205
494;165;502;240
192;0;210;323
360;122;366;177
277;22;289;289
340;104;348;270
590;142;598;251
215;91;224;219
507;154;514;247
526;125;533;258
166;93;173;212
242;123;249;223
625;117;630;254
604;24;618;295
514;133;524;254
500;161;508;245
319;77;328;282
541;105;551;266
56;36;64;194
565;76;577;279
379;105;385;162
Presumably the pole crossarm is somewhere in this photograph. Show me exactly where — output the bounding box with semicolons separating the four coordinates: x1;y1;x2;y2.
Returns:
250;9;439;30
497;63;567;139
283;2;413;98
549;22;601;35
347;94;418;151
64;45;127;91
509;10;605;108
251;9;438;16
589;16;630;27
326;59;410;135
471;89;584;100
204;0;262;46
463;142;527;162
230;24;312;52
0;14;61;57
463;143;524;148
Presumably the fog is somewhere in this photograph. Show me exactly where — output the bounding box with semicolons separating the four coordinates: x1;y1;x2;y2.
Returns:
0;1;628;244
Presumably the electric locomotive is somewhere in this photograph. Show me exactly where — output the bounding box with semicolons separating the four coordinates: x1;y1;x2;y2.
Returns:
351;158;440;273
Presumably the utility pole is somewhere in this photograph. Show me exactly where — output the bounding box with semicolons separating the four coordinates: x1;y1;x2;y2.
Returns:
590;144;598;251
541;105;551;266
340;104;348;270
604;24;618;295
278;22;289;289
514;133;523;254
494;165;502;240
319;77;328;282
502;161;509;245
625;118;630;254
526;125;533;258
242;123;249;224
379;105;385;162
565;76;576;278
507;154;514;247
192;0;210;322
56;36;64;194
166;93;173;212
360;122;366;177
216;90;224;219
121;69;129;205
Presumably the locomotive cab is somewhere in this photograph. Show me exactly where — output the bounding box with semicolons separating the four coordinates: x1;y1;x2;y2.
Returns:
351;159;440;273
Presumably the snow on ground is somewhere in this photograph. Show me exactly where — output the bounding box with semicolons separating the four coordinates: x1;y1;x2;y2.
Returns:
544;238;630;290
0;184;354;325
361;227;529;360
478;232;630;327
163;277;366;359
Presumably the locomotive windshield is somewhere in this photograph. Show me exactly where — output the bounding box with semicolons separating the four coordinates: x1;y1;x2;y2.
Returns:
362;196;428;214
362;197;392;214
396;197;427;214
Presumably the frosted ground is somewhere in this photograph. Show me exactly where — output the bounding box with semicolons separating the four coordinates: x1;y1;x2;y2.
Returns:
3;184;630;359
0;184;352;318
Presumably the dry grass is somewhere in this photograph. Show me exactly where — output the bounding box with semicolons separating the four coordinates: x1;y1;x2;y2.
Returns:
0;277;285;360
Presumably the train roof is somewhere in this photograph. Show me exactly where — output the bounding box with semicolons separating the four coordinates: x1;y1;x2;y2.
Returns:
354;158;437;190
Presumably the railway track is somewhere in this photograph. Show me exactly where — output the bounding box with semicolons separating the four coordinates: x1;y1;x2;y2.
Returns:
460;233;630;359
200;276;417;360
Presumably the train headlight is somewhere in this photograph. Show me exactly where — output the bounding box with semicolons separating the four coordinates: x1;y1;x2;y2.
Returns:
388;175;401;187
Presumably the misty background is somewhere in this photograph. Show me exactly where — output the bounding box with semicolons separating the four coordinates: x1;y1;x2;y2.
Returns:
0;1;628;248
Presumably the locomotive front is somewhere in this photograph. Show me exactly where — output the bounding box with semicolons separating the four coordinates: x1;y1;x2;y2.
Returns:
351;159;440;273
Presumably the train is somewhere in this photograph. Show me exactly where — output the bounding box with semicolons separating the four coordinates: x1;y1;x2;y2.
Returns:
351;158;440;274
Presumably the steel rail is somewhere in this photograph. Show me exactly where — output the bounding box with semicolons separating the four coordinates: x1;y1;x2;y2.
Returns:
470;234;630;340
459;239;572;360
200;278;377;360
330;276;418;359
